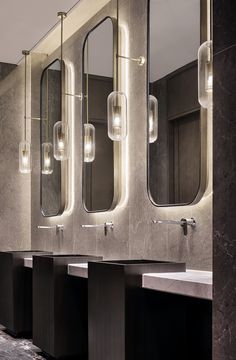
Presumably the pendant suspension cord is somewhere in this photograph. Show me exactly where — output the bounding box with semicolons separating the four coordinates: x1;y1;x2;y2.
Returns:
116;0;119;93
207;0;211;42
46;70;49;142
22;50;30;142
24;53;27;141
86;38;89;124
57;11;67;121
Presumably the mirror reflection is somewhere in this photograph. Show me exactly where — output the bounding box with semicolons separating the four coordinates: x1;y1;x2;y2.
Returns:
148;0;202;206
83;18;114;212
40;59;64;216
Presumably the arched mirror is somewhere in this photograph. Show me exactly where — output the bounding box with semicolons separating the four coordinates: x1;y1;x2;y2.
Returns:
148;0;210;206
40;59;65;216
82;18;115;212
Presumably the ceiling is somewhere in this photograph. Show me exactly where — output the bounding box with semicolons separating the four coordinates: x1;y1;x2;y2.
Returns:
0;0;80;64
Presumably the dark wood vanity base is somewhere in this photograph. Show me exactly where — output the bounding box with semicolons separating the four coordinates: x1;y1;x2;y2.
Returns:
88;259;186;360
0;251;51;336
33;254;102;359
88;260;211;360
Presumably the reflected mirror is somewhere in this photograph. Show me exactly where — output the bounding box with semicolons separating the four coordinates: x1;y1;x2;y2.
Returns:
40;59;64;216
148;0;207;206
83;18;115;212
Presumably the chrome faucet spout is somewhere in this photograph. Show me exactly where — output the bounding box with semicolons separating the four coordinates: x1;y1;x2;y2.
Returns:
152;218;196;236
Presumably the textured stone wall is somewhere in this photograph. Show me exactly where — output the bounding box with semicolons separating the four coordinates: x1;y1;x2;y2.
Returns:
0;61;31;251
213;1;236;358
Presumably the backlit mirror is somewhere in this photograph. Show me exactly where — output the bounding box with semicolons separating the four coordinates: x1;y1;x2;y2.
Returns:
40;59;65;216
148;0;208;206
83;18;115;212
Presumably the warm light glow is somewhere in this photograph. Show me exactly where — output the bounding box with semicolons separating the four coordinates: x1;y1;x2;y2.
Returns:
108;91;127;141
42;142;53;174
84;123;95;162
198;40;213;108
53;121;69;160
19;141;31;173
206;73;213;92
148;95;158;143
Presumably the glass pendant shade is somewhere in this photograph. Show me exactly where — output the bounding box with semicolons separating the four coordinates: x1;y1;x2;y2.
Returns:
84;123;95;162
42;142;54;174
148;95;158;143
198;40;213;108
19;141;31;173
107;91;127;141
53;121;69;161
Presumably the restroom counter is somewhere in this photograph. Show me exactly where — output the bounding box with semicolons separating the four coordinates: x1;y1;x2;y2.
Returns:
24;257;33;268
67;263;212;300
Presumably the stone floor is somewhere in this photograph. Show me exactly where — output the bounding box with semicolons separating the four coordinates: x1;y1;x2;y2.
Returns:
0;325;45;360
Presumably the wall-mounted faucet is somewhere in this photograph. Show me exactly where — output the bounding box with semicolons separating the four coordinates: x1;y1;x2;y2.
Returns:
152;218;196;236
81;222;114;236
37;225;64;234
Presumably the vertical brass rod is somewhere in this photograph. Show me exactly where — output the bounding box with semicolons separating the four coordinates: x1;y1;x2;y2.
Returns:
24;53;27;141
22;50;30;142
57;12;67;116
46;70;49;142
86;39;89;124
116;0;119;92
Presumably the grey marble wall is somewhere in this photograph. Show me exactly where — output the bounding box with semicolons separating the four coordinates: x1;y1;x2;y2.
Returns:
0;62;16;82
31;0;212;271
213;1;236;358
0;62;31;251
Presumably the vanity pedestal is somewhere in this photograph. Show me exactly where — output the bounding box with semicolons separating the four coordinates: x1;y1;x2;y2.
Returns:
0;250;51;336
33;254;102;359
88;259;186;360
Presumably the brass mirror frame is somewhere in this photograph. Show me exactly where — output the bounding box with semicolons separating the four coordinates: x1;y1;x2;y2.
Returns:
40;59;66;217
82;15;120;213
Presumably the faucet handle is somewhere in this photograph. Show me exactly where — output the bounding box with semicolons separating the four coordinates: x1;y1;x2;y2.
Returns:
37;225;64;234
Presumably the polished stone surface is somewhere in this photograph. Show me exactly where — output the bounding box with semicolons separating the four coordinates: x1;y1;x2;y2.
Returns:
213;17;236;358
68;263;211;300
0;325;44;359
142;270;212;300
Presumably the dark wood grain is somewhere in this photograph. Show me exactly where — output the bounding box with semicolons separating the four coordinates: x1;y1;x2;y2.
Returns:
33;254;102;359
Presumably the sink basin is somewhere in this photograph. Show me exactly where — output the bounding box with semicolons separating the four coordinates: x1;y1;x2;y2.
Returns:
33;254;102;359
88;259;186;360
0;250;51;336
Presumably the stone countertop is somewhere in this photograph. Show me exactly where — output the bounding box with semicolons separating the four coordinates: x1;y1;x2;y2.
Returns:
68;263;88;278
67;263;212;300
142;270;212;300
24;257;33;268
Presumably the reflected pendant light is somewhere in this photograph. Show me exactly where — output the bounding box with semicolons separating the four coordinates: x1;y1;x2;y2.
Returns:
42;142;53;174
42;70;54;174
84;38;96;162
198;40;213;108
19;50;32;174
148;95;158;143
53;11;69;161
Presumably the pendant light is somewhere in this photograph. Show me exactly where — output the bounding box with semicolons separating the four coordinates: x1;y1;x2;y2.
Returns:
107;1;127;142
198;40;213;108
84;38;95;162
42;70;54;174
19;50;32;174
148;95;158;143
53;11;69;161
